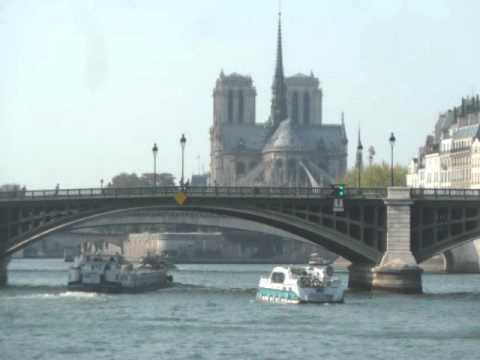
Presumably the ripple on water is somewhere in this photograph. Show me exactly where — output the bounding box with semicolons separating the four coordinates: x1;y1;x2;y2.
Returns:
3;260;480;360
358;328;480;341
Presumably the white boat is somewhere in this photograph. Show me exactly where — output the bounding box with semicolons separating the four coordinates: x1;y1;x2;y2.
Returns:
256;264;344;304
308;252;334;266
68;254;173;293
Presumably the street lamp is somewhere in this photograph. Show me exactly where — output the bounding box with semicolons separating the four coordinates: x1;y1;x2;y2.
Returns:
389;132;396;187
180;134;187;188
152;143;158;187
357;142;363;188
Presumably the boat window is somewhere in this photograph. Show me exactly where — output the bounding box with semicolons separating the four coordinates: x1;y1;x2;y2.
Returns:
271;272;285;284
290;268;307;276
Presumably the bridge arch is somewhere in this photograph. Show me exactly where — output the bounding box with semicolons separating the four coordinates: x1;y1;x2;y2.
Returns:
415;233;480;273
3;205;382;264
68;210;311;243
414;227;480;264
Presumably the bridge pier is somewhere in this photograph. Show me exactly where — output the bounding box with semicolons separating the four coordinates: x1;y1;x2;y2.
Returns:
372;187;423;293
0;258;8;288
348;263;374;290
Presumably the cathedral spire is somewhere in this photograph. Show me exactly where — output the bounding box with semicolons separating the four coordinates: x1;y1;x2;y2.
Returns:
270;12;288;127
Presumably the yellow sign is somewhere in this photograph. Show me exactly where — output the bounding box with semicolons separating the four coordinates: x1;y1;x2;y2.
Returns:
175;192;188;205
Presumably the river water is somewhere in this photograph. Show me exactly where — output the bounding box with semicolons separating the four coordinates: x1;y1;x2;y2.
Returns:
1;259;479;360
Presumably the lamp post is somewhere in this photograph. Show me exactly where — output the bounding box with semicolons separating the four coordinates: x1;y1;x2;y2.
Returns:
180;134;186;188
389;132;396;187
152;143;158;187
357;142;363;188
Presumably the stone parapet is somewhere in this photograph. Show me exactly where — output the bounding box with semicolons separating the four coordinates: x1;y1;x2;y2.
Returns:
386;186;412;201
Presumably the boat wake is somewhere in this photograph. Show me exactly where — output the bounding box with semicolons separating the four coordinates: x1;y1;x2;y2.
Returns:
2;284;67;291
166;282;257;295
57;291;103;299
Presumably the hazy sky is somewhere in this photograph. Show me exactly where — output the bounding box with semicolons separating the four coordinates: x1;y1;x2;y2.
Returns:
1;0;479;189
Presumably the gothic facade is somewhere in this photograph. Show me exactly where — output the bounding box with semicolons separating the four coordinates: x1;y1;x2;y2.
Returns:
209;16;348;187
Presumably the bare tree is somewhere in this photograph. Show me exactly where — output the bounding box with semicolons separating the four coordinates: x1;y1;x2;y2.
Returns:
110;172;176;188
141;173;176;187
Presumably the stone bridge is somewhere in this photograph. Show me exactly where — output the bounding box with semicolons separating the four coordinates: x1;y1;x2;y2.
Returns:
2;186;480;293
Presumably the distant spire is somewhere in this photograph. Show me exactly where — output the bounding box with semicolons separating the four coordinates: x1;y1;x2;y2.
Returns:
355;126;363;170
340;112;347;144
270;11;288;127
357;127;363;149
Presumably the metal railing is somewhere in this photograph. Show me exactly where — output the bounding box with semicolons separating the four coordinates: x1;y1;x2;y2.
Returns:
0;186;388;201
410;188;480;199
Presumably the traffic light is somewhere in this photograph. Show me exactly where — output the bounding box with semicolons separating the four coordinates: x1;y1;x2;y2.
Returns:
336;184;346;198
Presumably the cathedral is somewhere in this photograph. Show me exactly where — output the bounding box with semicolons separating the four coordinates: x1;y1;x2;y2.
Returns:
209;15;348;187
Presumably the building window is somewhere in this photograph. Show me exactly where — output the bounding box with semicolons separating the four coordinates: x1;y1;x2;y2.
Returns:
303;92;310;124
238;89;244;123
292;91;299;123
228;89;234;123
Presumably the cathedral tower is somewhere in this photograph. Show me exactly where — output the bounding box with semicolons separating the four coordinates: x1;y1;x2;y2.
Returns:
286;74;323;125
212;71;256;125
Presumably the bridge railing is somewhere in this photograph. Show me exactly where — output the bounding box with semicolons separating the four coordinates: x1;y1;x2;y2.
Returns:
410;188;480;199
0;186;388;201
